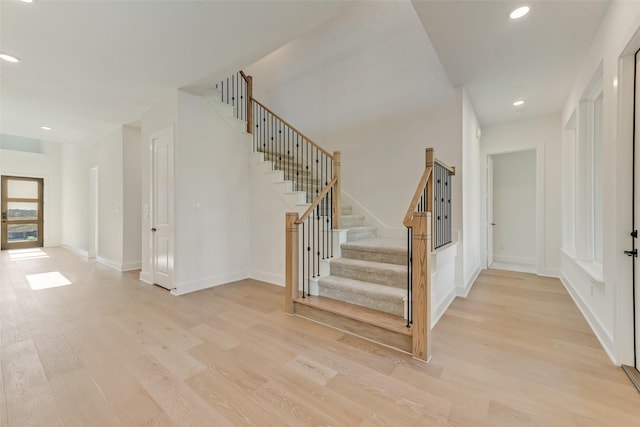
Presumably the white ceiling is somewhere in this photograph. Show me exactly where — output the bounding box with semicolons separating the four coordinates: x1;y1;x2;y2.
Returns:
412;0;611;125
0;0;612;146
0;0;357;144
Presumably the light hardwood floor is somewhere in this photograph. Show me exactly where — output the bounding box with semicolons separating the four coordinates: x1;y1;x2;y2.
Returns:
1;247;639;426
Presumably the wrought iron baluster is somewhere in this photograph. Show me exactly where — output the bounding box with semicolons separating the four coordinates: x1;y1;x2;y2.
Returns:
302;221;306;298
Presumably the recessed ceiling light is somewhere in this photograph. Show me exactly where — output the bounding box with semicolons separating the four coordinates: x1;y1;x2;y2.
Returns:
0;53;20;63
513;100;525;107
21;0;34;3
510;6;530;20
41;126;52;130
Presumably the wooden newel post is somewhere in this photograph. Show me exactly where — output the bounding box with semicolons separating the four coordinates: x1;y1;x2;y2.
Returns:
285;212;300;314
333;151;341;229
425;147;434;167
411;212;432;361
246;75;253;134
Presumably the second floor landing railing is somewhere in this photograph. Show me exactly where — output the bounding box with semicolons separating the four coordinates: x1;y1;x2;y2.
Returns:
214;71;253;134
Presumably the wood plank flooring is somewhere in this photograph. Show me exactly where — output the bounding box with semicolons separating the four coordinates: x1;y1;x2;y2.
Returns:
1;247;639;426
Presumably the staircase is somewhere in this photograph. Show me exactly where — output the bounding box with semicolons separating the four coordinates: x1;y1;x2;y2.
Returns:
206;70;445;360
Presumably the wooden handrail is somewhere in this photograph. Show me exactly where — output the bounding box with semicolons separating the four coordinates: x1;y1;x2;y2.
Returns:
252;98;334;159
435;158;455;175
239;70;249;81
295;177;338;224
402;166;432;227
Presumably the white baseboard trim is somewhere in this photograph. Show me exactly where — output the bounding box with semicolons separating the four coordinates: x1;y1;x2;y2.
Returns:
62;245;89;258
560;275;617;365
171;271;249;296
121;261;141;272
539;268;561;278
139;271;153;284
433;288;456;327
249;270;285;287
493;255;536;265
97;256;124;272
457;265;481;298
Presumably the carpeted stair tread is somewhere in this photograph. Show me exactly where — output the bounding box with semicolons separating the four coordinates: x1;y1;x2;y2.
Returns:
341;238;407;266
317;275;405;316
330;257;407;289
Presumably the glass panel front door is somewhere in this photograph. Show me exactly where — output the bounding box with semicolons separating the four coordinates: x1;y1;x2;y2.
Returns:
1;176;44;250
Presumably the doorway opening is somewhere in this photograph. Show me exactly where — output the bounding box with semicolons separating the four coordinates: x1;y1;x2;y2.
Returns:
487;150;538;274
1;176;44;250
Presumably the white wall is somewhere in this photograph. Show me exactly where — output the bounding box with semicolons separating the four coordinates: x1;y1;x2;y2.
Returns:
248;161;295;285
491;150;537;265
140;90;251;294
61;143;89;254
89;127;124;268
0;142;63;247
61;126;141;271
460;90;482;293
480;114;561;278
172;91;250;294
245;0;460;230
123;125;142;270
245;1;455;142
560;1;640;365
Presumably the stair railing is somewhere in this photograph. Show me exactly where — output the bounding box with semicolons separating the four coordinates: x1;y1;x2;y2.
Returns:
252;99;337;206
214;71;253;133
285;172;339;313
403;148;455;361
213;70;343;336
213;71;340;226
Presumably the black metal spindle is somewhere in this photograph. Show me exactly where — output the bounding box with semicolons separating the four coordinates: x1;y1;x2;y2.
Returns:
307;215;311;288
316;205;320;277
407;227;412;327
302;221;306;298
330;186;334;258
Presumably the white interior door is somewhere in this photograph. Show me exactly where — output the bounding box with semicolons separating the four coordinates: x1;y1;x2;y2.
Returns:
152;126;174;290
487;156;494;267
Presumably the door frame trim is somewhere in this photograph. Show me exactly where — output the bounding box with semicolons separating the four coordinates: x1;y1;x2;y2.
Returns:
481;147;544;275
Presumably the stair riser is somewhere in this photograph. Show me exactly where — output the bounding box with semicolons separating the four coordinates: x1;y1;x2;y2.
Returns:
318;287;403;317
330;263;407;289
340;248;406;266
340;215;365;228
293;303;411;353
347;229;377;241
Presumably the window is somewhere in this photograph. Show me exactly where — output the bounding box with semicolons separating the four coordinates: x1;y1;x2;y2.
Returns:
562;112;577;256
593;91;603;264
565;64;603;278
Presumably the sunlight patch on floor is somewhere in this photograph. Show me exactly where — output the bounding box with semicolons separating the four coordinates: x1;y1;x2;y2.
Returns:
26;271;71;290
9;248;50;260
